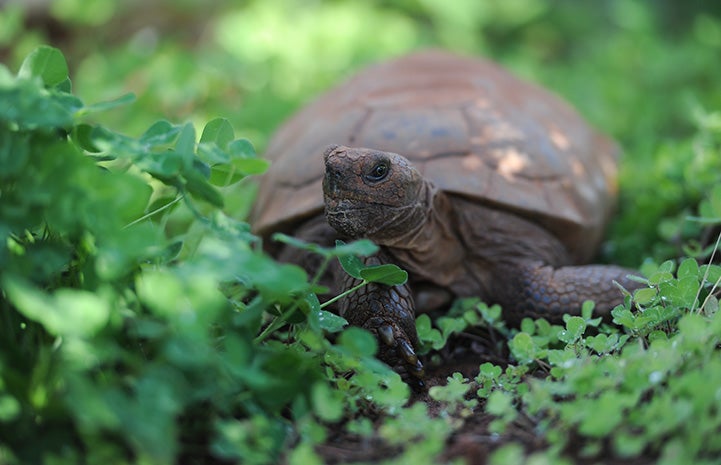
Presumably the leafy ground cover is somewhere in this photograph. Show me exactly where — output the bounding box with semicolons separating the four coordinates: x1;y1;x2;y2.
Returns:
1;2;721;464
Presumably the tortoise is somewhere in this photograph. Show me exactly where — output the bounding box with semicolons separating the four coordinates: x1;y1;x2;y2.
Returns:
251;50;639;379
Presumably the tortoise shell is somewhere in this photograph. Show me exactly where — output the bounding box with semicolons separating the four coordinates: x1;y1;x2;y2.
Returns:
251;50;619;262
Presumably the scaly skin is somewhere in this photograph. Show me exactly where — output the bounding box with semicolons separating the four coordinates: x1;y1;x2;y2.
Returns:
322;145;641;380
337;253;425;383
275;217;426;384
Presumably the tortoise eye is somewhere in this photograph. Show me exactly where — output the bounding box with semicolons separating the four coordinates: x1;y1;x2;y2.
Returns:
366;162;389;182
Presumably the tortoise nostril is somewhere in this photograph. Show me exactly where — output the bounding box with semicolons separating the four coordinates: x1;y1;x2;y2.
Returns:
324;164;343;193
323;144;342;163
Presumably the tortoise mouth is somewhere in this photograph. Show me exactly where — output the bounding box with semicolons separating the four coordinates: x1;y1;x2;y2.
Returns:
325;193;397;209
324;198;428;242
324;200;372;238
324;197;403;239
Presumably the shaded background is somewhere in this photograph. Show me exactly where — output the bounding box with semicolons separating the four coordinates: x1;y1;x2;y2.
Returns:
2;0;721;264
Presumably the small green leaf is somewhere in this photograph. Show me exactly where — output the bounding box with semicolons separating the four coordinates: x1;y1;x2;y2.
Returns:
613;432;648;458
183;168;224;207
677;257;699;279
192;158;211;179
333;240;400;282
81;93;136;115
489;444;524;465
304;291;348;334
288;442;324;465
273;233;324;254
200;117;234;149
346;418;374;437
702;295;719;316
333;239;379;257
228;138;256;157
4;276;110;337
520;318;535;335
316;310;347;333
311;382;344;422
416;314;443;350
0;129;29;176
701;264;721;285
478;302;502;323
226;248;310;302
508;332;537;365
72;123;101;153
18;45;68;87
486;390;515;417
137;150;184;178
55;77;72;93
429;372;471;403
678;313;710;347
699;184;721;220
0;78;78;128
478;362;503;380
227;157;270;175
208;157;270;185
338;253;364;279
437;315;468;339
658;276;699;309
633;287;657;306
362;372;410;409
140;120;181;146
0;395;21;422
657;260;675;274
578;391;625;437
588;333;622;354
581;300;595;320
359;264;408;286
198;142;230;165
547;348;577;368
338;327;377;357
558;316;586;344
175;122;197;161
635;305;677;328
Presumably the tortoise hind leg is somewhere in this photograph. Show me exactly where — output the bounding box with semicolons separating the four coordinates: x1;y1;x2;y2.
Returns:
494;262;642;325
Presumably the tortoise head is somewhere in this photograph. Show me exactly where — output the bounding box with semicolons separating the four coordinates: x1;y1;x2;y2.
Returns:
323;145;431;244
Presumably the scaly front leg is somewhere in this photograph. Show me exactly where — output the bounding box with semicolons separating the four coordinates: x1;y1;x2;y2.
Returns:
337;253;425;384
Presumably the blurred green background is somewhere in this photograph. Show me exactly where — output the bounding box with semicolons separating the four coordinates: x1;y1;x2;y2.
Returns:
2;0;721;265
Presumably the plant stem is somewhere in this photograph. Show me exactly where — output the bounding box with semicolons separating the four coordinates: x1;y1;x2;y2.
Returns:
124;195;183;229
320;281;368;309
697;230;721;313
254;303;300;343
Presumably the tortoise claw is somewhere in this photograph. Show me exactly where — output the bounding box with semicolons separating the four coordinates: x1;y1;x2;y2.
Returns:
377;324;425;378
412;360;426;379
363;318;426;382
399;339;425;379
378;324;395;346
399;339;418;365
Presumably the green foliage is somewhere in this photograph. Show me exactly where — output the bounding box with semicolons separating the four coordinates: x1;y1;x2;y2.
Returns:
0;46;420;464
426;257;721;463
3;2;721;464
417;298;506;353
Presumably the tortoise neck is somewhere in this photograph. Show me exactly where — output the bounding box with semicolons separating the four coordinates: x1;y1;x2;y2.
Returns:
379;185;469;290
378;182;456;252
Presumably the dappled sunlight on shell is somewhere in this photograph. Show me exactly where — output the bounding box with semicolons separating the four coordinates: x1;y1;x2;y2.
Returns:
495;148;529;181
549;125;571;151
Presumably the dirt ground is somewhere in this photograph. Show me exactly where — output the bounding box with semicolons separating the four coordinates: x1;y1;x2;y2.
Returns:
313;333;656;465
314;341;528;465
